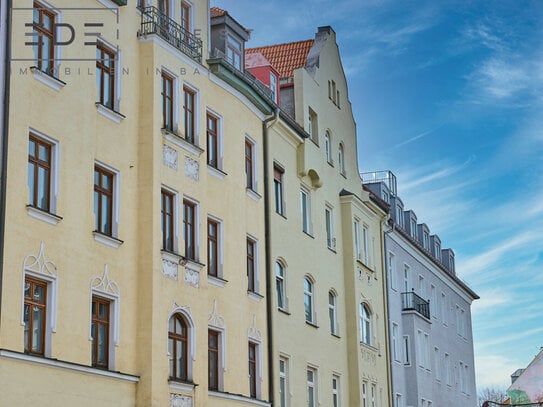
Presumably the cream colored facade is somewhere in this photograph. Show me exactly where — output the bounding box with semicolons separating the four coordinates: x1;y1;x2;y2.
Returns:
0;1;272;406
265;27;392;406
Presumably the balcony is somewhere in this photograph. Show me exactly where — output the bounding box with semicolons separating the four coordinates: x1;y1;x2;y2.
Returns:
401;291;430;319
139;6;202;63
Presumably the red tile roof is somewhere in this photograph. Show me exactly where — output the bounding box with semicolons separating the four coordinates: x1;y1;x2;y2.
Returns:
210;7;227;18
246;39;314;79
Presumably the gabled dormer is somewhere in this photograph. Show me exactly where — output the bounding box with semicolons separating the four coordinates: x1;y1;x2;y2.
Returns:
404;210;417;240
430;235;442;262
442;248;455;275
210;7;250;71
391;196;404;228
245;52;281;105
418;223;430;251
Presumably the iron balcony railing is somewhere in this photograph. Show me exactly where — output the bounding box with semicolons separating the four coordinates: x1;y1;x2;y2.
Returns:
140;6;202;63
401;291;430;319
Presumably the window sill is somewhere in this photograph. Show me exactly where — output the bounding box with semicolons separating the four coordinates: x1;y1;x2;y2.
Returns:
31;67;66;91
207;275;228;288
162;129;204;157
182;257;205;272
26;205;62;225
277;308;290;316
207;165;227;180
209;390;271;407
305;321;319;329
302;231;315;239
246;188;262;202
93;231;123;248
95;103;125;124
327;160;334;167
327;246;337;253
340;171;347;179
168;379;197;393
275;211;287;220
247;290;264;302
331;333;341;339
359;341;379;353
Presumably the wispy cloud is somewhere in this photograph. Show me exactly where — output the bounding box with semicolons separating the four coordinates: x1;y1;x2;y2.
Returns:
392;125;443;149
475;353;520;388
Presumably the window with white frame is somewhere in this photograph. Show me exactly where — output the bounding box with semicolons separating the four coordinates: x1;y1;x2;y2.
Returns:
308;108;318;144
332;375;340;407
325;205;334;249
395;394;403;407
430;284;437;318
362;225;369;266
207;216;223;278
417;329;430;369
388;252;397;290
307;367;317;407
403;335;410;365
360;303;371;345
161;187;178;253
434;347;441;381
354;219;361;261
418;275;425;300
396;205;403;226
183;84;198;145
206;110;223;170
274;163;285;215
324;131;332;163
279;357;289;407
270;72;278;103
371;383;377;407
226;34;242;69
434;241;441;260
94;162;120;241
444;353;452;386
338;143;345;174
183;197;199;261
403;264;411;292
301;187;311;234
96;40;121;113
441;292;447;325
362;380;368;407
329;291;338;335
23;276;50;356
304;276;315;324
276;261;286;310
245;137;257;192
248;341;260;398
247;237;259;293
410;218;417;239
392;322;400;362
423;230;430;250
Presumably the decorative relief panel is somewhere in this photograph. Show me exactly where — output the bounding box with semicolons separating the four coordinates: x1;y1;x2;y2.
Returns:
184;156;199;181
91;265;120;296
23;241;57;277
208;299;225;328
163;145;178;170
162;258;178;280
361;348;377;366
248;314;262;341
184;266;199;288
170;393;192;407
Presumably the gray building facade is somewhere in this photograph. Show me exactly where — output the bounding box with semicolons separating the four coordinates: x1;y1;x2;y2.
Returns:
363;171;479;407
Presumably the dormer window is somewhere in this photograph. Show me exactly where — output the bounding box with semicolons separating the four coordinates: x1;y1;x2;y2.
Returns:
423;230;429;250
434;241;441;259
396;205;403;226
382;191;389;203
270;72;278;103
226;35;242;69
410;219;417;239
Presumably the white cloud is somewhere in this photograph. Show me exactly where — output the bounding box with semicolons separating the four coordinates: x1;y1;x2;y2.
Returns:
475;353;520;389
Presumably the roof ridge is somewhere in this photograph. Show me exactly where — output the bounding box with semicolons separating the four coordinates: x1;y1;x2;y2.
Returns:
246;38;314;51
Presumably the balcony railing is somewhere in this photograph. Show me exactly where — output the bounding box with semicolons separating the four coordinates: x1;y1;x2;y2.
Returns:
401;291;430;319
140;6;202;63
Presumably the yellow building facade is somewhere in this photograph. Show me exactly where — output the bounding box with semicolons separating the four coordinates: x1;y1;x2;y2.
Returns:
252;27;392;406
0;1;273;406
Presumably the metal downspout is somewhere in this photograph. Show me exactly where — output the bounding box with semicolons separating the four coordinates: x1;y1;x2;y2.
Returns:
263;108;279;404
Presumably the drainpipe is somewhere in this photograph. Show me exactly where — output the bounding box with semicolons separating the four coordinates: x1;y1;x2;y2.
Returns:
0;0;13;329
382;216;394;405
262;107;279;404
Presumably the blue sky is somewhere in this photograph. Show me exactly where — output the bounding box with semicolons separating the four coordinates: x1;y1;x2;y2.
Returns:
211;0;543;390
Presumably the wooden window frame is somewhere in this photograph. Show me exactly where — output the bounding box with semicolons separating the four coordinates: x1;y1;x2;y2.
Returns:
274;164;284;215
96;43;116;110
183;86;196;144
304;277;314;323
206;113;219;168
181;1;191;33
94;165;114;236
33;2;55;74
208;329;220;391
183;199;196;260
245;140;254;190
248;342;257;398
169;313;189;381
91;296;110;369
247;238;256;292
161;71;174;132
161;189;175;252
24;277;47;356
28;134;52;212
207;218;219;277
275;261;285;310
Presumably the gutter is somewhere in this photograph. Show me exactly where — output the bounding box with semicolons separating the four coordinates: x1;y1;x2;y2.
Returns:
262;107;279;404
0;0;13;329
382;217;395;405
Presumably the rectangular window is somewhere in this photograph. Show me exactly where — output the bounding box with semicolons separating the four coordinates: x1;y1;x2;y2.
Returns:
161;189;175;251
207;113;219;168
354;220;361;261
329;292;337;335
270;72;278;103
28;135;52;212
276;262;286;310
403;265;411;292
363;226;371;265
208;330;220;391
325;206;333;249
183;199;196;260
403;335;410;365
207;218;219;277
392;323;400;362
388;252;397;290
430;285;437;318
247;238;256;292
274;164;284;215
245;139;256;190
332;375;340;407
94;165;114;236
307;367;317;407
23;277;47;355
279;357;289;407
441;293;447;325
33;2;55;74
395;394;403;407
434;347;441;381
161;71;174;131
362;380;368;407
226;35;242;69
180;1;191;33
308;108;318;144
423;231;429;249
96;43;116;110
249;342;257;398
91;296;110;369
183;86;195;144
396;205;403;226
444;353;451;386
410;219;417;239
418;275;425;299
371;383;377;407
301;188;311;234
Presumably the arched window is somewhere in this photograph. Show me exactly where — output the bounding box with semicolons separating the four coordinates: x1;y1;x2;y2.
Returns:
324;131;331;163
304;277;314;323
360;303;371;345
169;313;189;381
276;261;286;310
329;291;337;335
338;143;345;174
